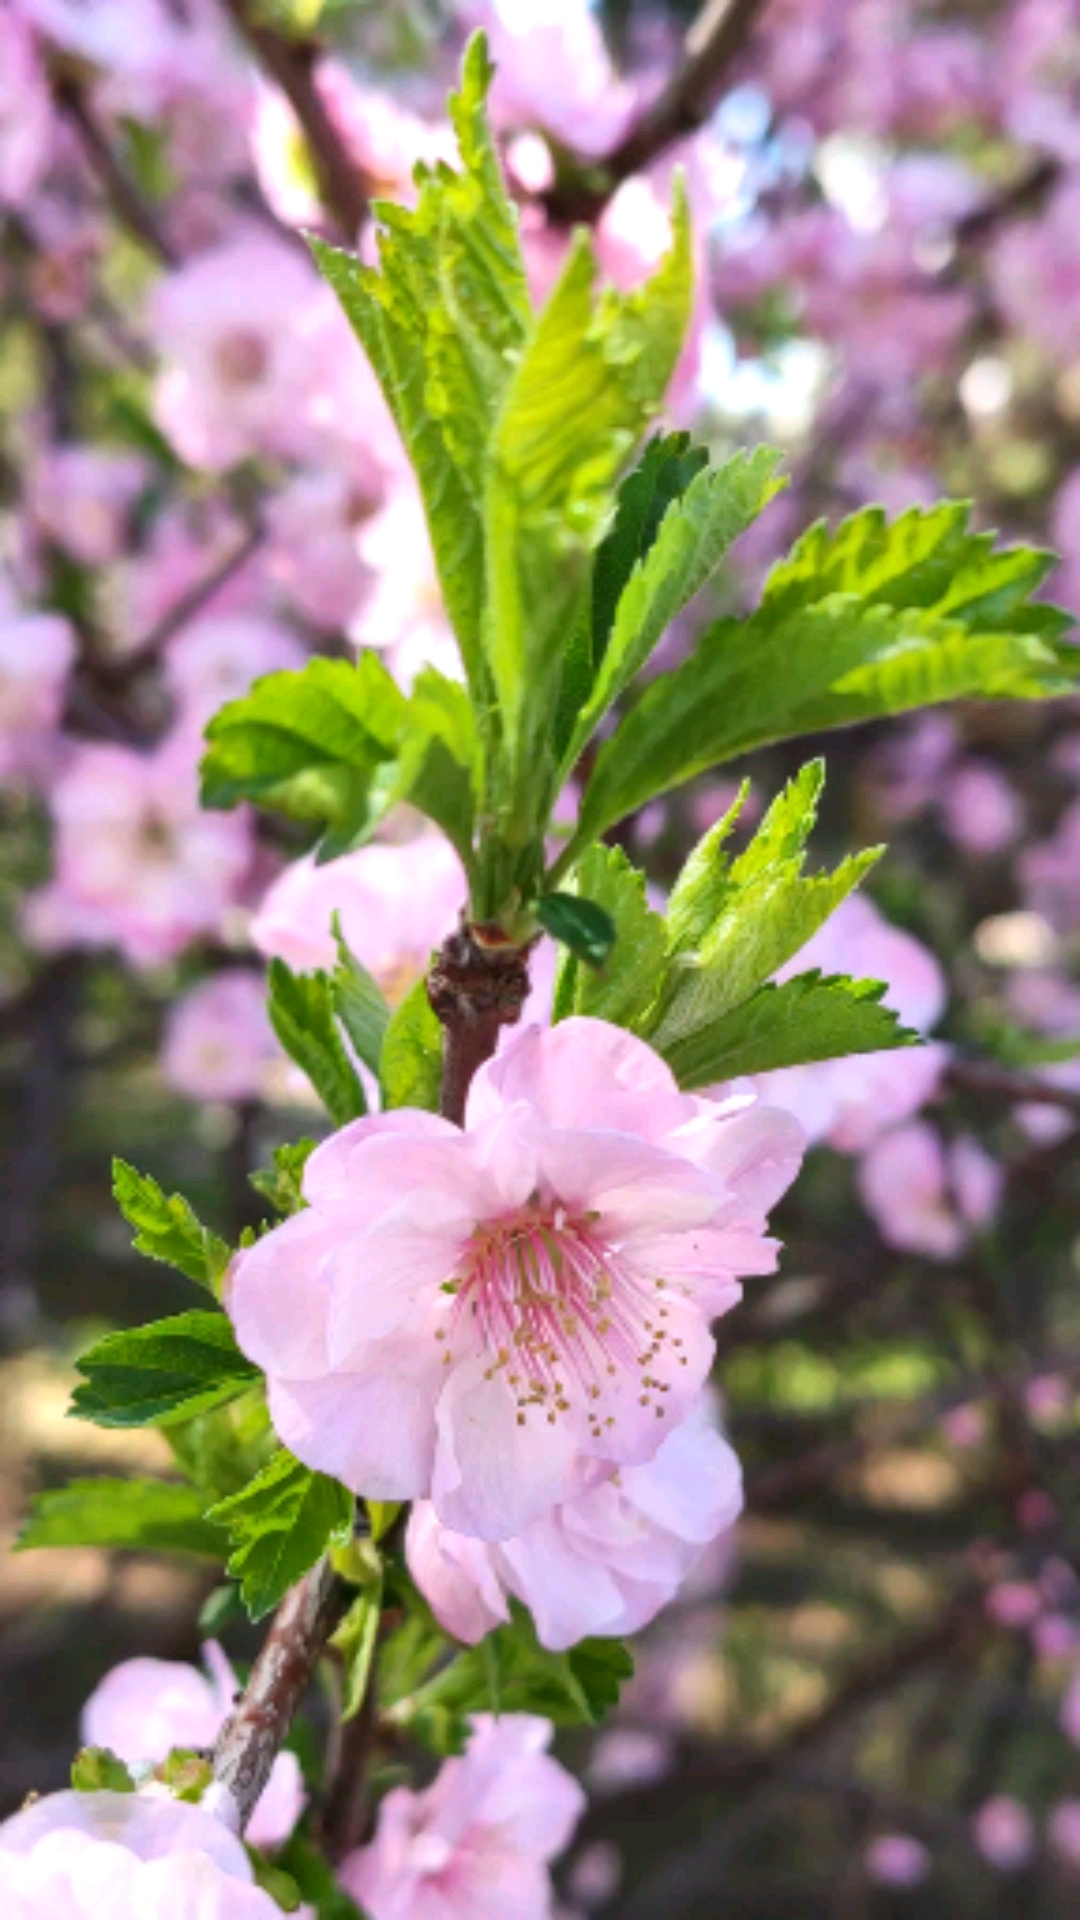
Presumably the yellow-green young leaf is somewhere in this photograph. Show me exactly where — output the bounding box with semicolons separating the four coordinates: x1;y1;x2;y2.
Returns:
405;1603;634;1738
207;1449;354;1622
70;1312;260;1430
553;845;666;1029
309;34;530;696
659;969;918;1089
17;1477;226;1558
72;1748;136;1793
484;192;692;792
267;959;367;1126
380;978;443;1111
200;654;406;836
646;763;883;1050
249;1140;316;1218
112;1160;230;1297
331;1569;384;1719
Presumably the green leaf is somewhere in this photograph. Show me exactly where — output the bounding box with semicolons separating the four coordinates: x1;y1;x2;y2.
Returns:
112;1160;230;1298
536;892;616;968
561;444;785;773
154;1749;214;1803
276;1835;365;1920
18;1476;226;1558
268;958;367;1126
552;846;666;1026
591;432;710;663
331;1566;384;1719
310;34;530;696
207;1449;354;1623
659;969;918;1089
248;1855;305;1914
412;1605;633;1732
483;191;692;799
380;978;443;1111
250;1140;315;1217
165;1391;276;1503
560;504;1077;866
70;1312;260;1430
330;919;390;1078
200;654;407;837
72;1748;136;1793
646;763;883;1052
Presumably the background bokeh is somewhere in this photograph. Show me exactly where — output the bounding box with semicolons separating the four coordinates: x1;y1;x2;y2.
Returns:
3;0;1080;1911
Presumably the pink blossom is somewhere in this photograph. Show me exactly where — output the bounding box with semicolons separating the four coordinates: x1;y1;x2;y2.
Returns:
0;1789;279;1916
0;604;74;785
1048;1800;1080;1867
470;0;637;158
339;1713;585;1920
1032;1612;1077;1661
25;736;252;969
81;1645;303;1851
941;1402;987;1450
162;972;278;1105
227;1017;803;1540
587;1729;673;1791
1021;800;1080;935
0;14;54;209
1051;471;1080;614
864;713;958;825
27;445;148;567
103;501;261;657
858;1122;965;1260
973;1796;1035;1871
948;1134;1004;1231
164;612;307;734
864;1833;930;1887
1060;1665;1080;1745
406;1395;743;1649
352;484;461;688
940;763;1023;856
250;831;466;989
985;1580;1043;1630
753;893;948;1152
990;178;1080;366
263;470;373;630
150;233;396;477
1024;1372;1072;1428
313;62;454;202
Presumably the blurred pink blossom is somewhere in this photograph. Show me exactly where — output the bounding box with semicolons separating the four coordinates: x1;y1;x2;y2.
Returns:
161;971;277;1105
587;1728;673;1791
0;14;54;209
0;602;74;785
1021;799;1080;935
0;1788;279;1916
25;736;252;969
940;762;1023;856
352;483;461;687
864;1833;930;1887
1048;1799;1080;1867
990;178;1080;365
406;1395;743;1649
751;893;948;1153
262;469;373;629
340;1713;585;1920
986;1580;1043;1629
973;1795;1035;1871
81;1643;303;1851
27;444;148;568
227;1017;803;1541
250;831;466;989
471;0;637;157
164;611;306;735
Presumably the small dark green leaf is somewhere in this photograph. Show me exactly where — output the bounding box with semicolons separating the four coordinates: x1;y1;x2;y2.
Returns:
206;1449;354;1622
248;1854;305;1914
553;846;666;1027
18;1476;227;1558
112;1160;230;1297
537;893;616;968
268;959;367;1126
70;1311;259;1430
380;978;443;1112
276;1835;365;1920
72;1747;135;1793
408;1604;633;1734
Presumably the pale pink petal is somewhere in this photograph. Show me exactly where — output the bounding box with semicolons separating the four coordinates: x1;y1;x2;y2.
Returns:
432;1356;578;1541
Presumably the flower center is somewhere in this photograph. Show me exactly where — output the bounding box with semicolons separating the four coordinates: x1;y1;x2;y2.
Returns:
437;1203;690;1442
216;328;270;387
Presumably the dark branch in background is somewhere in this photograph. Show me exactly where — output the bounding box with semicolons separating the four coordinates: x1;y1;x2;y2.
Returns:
217;0;370;240
954;156;1061;246
946;1057;1080;1118
0;955;82;1345
211;1558;350;1828
102;520;265;687
51;72;177;268
546;0;772;222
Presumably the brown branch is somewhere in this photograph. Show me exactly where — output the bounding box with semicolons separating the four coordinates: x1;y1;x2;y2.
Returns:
428;923;533;1126
954;156;1061;246
946;1057;1080;1119
217;0;370;240
105;520;265;685
51;72;177;267
546;0;772;222
211;1557;350;1830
